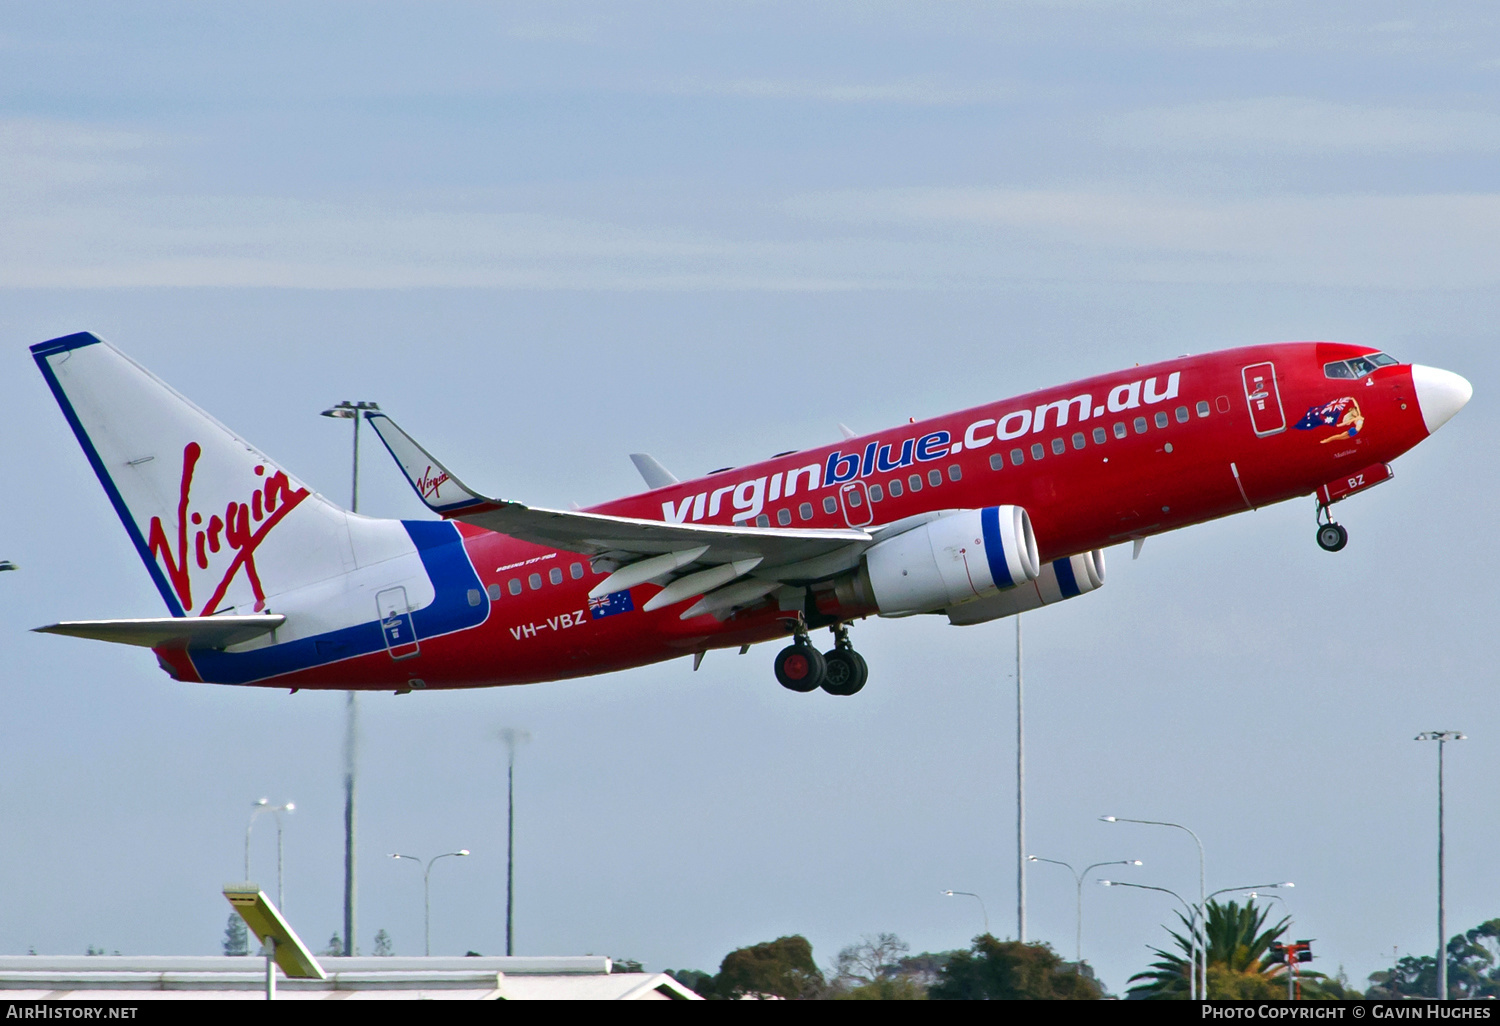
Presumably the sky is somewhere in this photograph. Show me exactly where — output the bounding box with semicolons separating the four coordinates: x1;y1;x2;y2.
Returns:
1;0;1497;995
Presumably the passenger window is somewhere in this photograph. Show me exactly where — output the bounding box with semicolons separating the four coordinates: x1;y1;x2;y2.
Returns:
487;583;502;601
823;496;838;514
889;479;903;497
989;453;1004;471
1031;443;1045;460
909;473;923;491
570;562;583;580
843;489;860;508
799;502;814;520
528;573;542;590
948;464;962;481
777;508;792;526
1113;422;1127;439
1071;432;1085;450
468;588;482;607
1155;411;1169;429
508;579;522;596
928;468;942;486
1196;400;1210;418
869;484;885;501
1093;427;1106;444
549;567;563;585
1175;406;1189;423
755;514;770;526
1010;448;1024;466
1133;417;1148;434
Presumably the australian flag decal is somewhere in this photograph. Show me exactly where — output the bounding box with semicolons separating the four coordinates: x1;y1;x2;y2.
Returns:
1295;397;1356;430
589;589;634;619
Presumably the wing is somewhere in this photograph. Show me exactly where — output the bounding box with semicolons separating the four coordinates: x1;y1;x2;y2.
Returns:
34;615;285;649
366;412;877;619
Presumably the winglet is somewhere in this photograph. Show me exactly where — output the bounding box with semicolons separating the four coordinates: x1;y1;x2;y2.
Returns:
364;412;497;515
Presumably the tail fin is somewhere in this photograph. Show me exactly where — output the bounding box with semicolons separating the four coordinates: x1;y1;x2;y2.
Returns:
33;332;354;617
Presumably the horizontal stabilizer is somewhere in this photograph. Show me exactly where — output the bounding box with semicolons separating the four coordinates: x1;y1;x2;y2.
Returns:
34;615;285;649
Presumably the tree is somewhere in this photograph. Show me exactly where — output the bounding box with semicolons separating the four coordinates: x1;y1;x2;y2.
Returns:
1367;919;1500;999
1127;899;1332;1000
831;933;910;990
710;935;825;1000
222;914;248;956
319;932;344;958
373;929;394;957
928;935;1103;1000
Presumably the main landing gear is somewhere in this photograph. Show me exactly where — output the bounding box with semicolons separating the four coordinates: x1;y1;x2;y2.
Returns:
1315;502;1348;552
774;621;869;696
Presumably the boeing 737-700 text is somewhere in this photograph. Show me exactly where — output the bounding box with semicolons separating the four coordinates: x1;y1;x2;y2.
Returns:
31;332;1471;696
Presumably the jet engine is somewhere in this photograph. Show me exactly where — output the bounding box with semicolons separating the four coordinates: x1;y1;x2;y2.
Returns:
854;505;1039;616
945;549;1105;625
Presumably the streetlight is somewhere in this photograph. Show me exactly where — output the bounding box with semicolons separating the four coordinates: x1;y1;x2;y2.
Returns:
244;798;295;909
942;890;990;935
391;850;471;956
499;728;530;957
1416;729;1466;1000
1099;879;1201;996
1101;815;1206;999
1028;855;1142;966
323;399;378;958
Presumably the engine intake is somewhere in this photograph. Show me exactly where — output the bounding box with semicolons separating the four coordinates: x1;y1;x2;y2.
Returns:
862;506;1039;616
945;549;1106;625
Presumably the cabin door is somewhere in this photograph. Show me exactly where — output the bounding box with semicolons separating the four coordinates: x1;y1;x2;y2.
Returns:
1241;362;1286;437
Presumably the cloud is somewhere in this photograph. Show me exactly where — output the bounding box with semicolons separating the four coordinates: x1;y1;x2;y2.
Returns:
0;117;149;189
1102;98;1500;154
784;186;1500;289
657;77;1013;106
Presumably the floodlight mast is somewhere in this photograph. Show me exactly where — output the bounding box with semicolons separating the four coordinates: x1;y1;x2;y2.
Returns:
1416;729;1466;1000
322;399;378;957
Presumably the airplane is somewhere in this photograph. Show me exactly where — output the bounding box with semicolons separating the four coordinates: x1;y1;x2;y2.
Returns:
31;331;1470;697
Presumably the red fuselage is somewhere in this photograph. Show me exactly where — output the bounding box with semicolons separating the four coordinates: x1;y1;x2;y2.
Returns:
177;342;1431;690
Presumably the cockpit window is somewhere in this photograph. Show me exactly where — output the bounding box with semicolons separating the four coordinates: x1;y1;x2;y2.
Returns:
1324;352;1399;379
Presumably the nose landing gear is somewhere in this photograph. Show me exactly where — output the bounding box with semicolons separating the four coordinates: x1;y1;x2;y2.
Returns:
774;620;868;695
1315;503;1348;552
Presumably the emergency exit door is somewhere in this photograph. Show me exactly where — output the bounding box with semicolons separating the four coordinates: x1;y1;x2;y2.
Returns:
1241;362;1286;437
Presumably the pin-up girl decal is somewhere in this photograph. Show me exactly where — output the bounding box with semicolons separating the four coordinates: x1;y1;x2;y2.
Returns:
1295;397;1364;444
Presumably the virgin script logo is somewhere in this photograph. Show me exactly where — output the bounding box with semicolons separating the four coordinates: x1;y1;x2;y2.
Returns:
416;464;450;500
146;443;310;615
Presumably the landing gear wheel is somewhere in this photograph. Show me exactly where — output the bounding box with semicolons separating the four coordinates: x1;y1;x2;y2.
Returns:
1316;522;1348;552
775;644;826;692
821;649;868;696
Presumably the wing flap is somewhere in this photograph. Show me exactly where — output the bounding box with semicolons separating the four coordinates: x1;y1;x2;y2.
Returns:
34;615;285;649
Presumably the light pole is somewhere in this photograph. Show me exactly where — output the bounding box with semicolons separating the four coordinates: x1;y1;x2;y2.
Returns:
1015;616;1025;943
499;728;530;957
1100;877;1200;995
942;890;990;935
1417;729;1465;1000
1101;815;1206;998
244;798;295;908
323;399;379;957
392;850;471;956
1028;855;1142;966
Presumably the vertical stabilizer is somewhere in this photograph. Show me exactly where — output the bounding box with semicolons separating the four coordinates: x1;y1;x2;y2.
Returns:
33;332;355;618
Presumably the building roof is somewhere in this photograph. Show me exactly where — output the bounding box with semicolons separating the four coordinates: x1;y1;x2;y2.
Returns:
0;956;700;1000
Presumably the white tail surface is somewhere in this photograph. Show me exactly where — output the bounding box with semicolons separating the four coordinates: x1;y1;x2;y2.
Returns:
33;332;359;618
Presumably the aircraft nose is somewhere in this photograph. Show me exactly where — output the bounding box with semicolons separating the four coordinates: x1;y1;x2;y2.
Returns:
1410;365;1473;435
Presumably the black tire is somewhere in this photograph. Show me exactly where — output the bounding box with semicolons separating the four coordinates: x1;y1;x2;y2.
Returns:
775;644;825;692
1316;523;1348;552
821;649;868;696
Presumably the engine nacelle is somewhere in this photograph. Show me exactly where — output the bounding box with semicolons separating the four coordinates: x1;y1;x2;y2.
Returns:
863;506;1039;616
945;549;1106;626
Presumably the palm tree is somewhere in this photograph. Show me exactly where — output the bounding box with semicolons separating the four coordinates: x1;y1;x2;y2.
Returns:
1127;899;1323;1000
